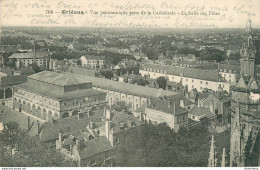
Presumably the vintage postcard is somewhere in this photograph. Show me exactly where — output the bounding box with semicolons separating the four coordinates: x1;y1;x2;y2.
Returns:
0;0;260;168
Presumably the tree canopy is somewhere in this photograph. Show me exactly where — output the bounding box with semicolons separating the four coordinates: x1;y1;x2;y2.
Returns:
0;122;75;167
115;123;230;167
156;76;167;90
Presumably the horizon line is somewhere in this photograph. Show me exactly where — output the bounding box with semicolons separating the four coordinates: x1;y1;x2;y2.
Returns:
2;26;260;30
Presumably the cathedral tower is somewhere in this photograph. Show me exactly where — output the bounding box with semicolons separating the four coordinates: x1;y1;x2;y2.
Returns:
240;19;257;76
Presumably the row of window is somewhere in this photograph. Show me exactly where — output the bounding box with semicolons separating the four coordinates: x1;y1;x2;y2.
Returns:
180;77;209;85
144;67;167;74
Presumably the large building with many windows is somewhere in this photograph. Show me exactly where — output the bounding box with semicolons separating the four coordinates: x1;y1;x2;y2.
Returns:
139;64;230;93
9;52;49;69
13;71;106;122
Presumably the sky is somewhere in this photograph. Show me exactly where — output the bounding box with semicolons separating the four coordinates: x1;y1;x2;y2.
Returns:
1;0;260;29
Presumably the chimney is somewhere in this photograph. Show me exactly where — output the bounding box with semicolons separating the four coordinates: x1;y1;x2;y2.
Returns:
69;145;73;156
89;122;94;129
28;116;30;131
87;110;90;118
77;113;81;120
106;107;111;120
218;86;223;92
168;101;171;108
105;118;111;139
147;97;151;105
59;132;62;143
75;140;79;147
103;106;106;117
180;100;185;108
132;70;134;74
210;101;214;114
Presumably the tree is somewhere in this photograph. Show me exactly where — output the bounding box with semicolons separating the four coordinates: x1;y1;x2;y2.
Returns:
0;122;75;167
156;76;167;90
114;123;230;167
2;122;20;151
31;63;41;73
77;59;82;66
132;77;148;86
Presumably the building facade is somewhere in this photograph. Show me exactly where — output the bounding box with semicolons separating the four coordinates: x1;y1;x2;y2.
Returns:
144;99;188;132
139;64;230;93
80;55;104;69
9;52;49;69
69;74;178;111
230;20;260;167
13;71;106;122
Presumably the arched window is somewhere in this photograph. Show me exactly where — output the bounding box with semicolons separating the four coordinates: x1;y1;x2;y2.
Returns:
62;112;69;118
5;88;12;98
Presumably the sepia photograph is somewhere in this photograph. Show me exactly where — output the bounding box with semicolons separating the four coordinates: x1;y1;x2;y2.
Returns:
0;0;260;168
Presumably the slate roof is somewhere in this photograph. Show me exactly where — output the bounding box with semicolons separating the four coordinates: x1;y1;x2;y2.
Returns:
189;105;214;118
9;52;47;59
28;71;91;87
110;111;142;134
40;112;104;142
78;136;113;159
147;99;187;115
141;63;225;82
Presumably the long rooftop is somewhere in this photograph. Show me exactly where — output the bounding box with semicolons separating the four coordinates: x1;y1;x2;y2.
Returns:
141;63;225;82
9;52;48;59
28;71;92;87
66;73;178;98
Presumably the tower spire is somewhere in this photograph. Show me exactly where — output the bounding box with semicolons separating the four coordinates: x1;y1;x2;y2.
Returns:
221;148;226;167
208;135;218;167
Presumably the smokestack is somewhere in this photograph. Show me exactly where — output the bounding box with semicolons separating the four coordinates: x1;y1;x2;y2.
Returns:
33;41;36;63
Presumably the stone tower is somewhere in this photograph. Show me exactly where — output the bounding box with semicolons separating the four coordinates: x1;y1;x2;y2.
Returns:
240;19;257;76
230;20;260;167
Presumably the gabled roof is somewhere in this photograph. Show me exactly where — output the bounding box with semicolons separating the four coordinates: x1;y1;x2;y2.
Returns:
77;136;113;159
40;111;104;142
20;67;35;75
189;105;214;118
147;99;187;115
236;76;247;88
248;77;260;90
